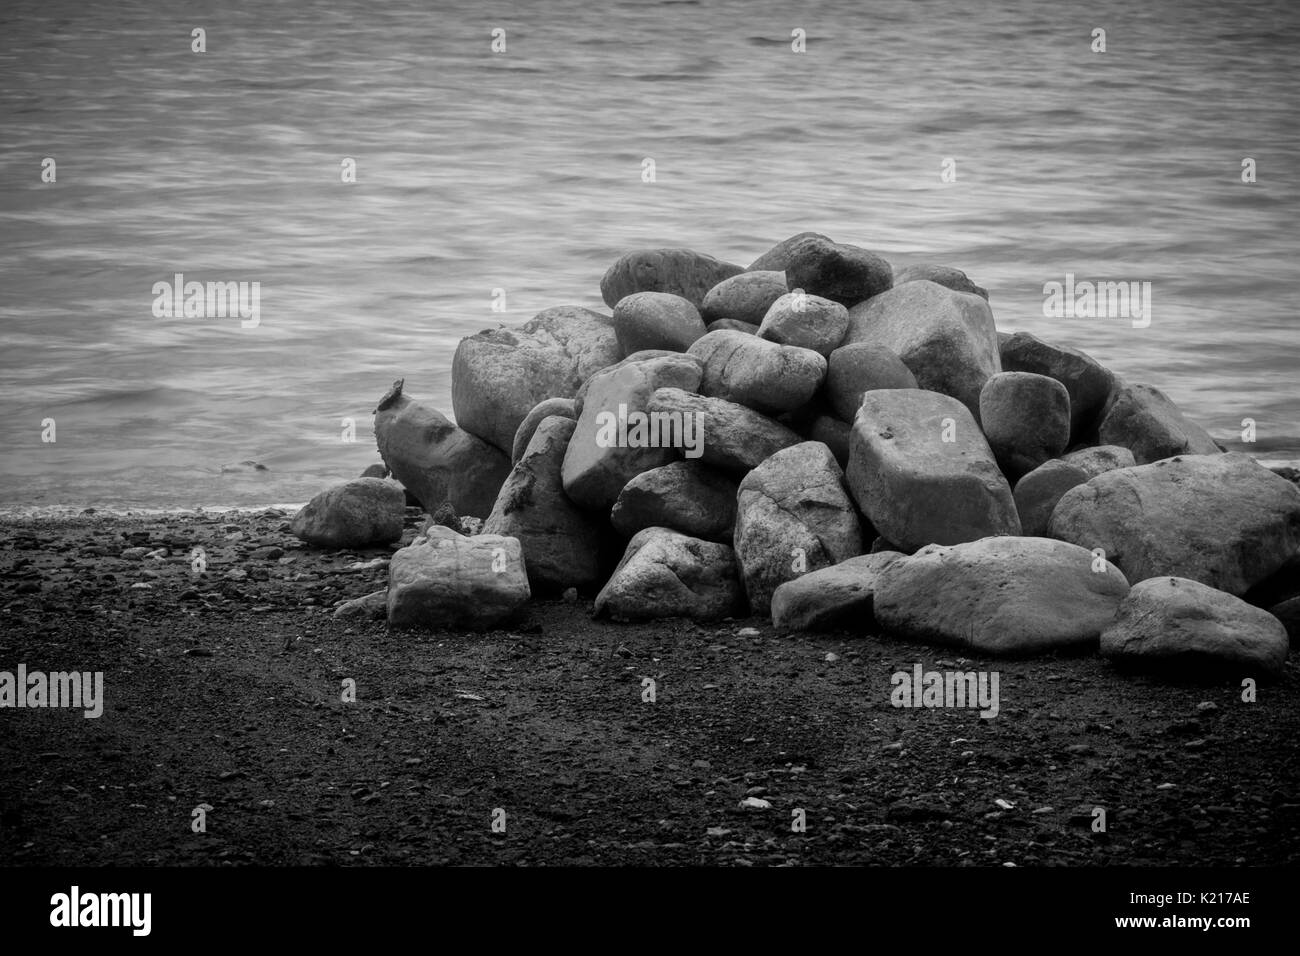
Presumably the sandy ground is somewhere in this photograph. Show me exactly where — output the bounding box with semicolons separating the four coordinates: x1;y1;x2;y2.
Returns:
1;508;1297;867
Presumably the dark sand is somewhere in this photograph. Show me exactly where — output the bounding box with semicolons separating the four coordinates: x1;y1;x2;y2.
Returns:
1;509;1297;866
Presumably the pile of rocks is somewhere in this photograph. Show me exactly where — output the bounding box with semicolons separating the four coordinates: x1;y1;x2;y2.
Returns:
293;232;1299;680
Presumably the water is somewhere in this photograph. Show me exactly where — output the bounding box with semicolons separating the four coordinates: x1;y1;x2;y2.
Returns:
2;0;1297;509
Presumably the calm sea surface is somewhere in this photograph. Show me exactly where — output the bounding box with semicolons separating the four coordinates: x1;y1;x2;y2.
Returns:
2;0;1297;510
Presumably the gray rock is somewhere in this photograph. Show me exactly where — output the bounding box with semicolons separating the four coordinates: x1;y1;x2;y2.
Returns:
374;384;512;517
612;292;708;356
511;398;577;464
701;271;789;325
688;329;827;415
844;280;1001;422
484;417;605;593
771;552;904;631
1100;577;1289;678
1269;596;1300;642
874;536;1131;655
734;442;866;614
594;527;745;621
290;478;406;549
600;248;745;311
1061;444;1136;478
1097;380;1221;464
573;349;683;417
756;291;849;357
999;332;1113;442
387;525;530;630
561;354;704;511
1013;460;1090;537
359;463;388;479
779;235;893;307
979;371;1071;480
894;263;988;300
826;343;918;422
706;318;760;335
809;415;851;469
647;387;803;473
333;589;388;621
1048;453;1300;596
451;305;620;453
610;460;738;542
748;231;832;272
846;389;1020;552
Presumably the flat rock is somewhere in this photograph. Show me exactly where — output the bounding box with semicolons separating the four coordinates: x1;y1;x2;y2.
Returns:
333;589;388;621
612;292;707;356
484;417;606;593
701;271;788;325
374;386;512;517
561;354;704;511
600;248;745;311
979;371;1071;480
610;460;737;542
647;387;803;473
734;442;866;614
451;305;620;453
387;525;530;630
1100;577;1289;678
594;527;745;621
1097;380;1222;464
874;536;1131;654
290;478;405;550
1048;453;1300;596
844;280;1001;422
688;329;826;415
846;389;1020;552
771;552;903;631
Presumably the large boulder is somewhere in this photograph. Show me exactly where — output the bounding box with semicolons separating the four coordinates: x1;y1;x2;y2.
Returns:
561;354;703;511
1097;381;1221;464
687;329;826;415
600;248;745;311
290;478;405;549
483;417;606;593
572;349;681;417
748;231;831;272
779;235;893;307
387;525;530;630
610;460;737;542
1013;459;1090;537
1100;577;1289;678
647;388;803;473
1061;444;1135;478
844;280;1000;422
701;271;788;325
1048;453;1300;596
874;536;1131;654
756;292;849;357
593;527;745;622
999;332;1113;442
826;343;918;422
734;442;866;614
451;306;620;453
846;389;1020;553
770;552;903;631
510;398;576;464
374;382;511;517
893;263;988;300
612;292;708;356
979;371;1071;480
